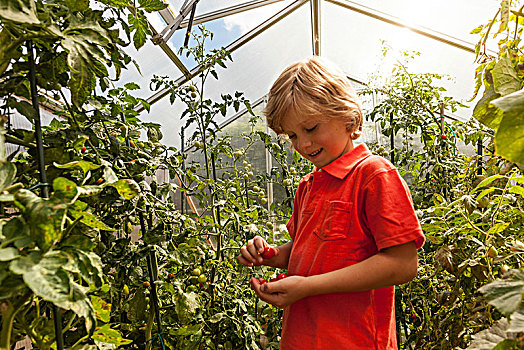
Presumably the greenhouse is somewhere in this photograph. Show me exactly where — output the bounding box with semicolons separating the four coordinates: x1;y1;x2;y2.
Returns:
0;0;523;349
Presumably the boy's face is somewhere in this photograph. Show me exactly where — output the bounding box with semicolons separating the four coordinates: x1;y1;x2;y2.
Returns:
281;110;354;169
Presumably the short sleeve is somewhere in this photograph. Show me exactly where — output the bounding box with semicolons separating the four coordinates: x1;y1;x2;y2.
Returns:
362;169;425;251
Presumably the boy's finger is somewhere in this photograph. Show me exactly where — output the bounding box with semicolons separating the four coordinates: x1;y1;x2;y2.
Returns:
237;255;254;267
261;280;283;294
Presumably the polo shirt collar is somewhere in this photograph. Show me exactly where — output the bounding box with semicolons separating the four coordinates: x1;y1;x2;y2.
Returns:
315;144;372;179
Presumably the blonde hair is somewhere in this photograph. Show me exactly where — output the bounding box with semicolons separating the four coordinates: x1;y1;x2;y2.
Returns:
264;56;363;140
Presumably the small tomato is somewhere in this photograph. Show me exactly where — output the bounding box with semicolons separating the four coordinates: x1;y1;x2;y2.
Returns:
261;246;275;260
277;273;287;280
142;281;150;288
81;146;87;153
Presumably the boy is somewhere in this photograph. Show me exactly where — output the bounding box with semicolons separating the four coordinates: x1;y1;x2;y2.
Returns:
237;56;425;349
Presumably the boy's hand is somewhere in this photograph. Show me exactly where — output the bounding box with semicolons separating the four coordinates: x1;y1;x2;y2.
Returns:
249;276;308;309
237;236;279;267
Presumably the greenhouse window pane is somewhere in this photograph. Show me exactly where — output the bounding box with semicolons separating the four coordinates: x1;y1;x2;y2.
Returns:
142;1;311;148
164;0;296;70
323;1;480;121
340;0;500;43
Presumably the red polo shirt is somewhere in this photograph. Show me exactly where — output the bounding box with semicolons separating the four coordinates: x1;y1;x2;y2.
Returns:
281;144;425;349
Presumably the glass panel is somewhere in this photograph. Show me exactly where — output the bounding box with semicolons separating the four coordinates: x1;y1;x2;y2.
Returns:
143;2;312;149
323;1;480;121
115;40;183;100
165;0;296;69
340;0;499;42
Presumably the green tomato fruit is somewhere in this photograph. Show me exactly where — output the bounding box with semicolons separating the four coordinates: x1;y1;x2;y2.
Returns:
487;246;498;258
198;274;207;283
477;197;490;208
253;186;261;192
192;268;201;276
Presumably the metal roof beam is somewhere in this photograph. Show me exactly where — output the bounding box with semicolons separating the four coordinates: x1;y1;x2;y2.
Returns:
178;0;285;28
310;0;321;56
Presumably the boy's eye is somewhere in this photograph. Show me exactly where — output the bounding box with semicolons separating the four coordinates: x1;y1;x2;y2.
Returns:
288;134;296;139
305;125;317;132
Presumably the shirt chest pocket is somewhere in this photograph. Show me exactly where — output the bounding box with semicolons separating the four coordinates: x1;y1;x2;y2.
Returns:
314;200;353;241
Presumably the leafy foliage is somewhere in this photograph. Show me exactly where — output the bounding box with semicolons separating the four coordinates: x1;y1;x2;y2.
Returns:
470;0;524;165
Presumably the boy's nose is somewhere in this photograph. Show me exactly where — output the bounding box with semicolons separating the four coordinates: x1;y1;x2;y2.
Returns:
296;137;312;151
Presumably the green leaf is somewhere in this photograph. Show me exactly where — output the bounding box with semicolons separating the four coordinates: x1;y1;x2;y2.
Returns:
466;319;513;350
92;324;132;345
65;0;89;12
128;13;150;49
2;217;31;248
138;0;168;12
491;89;524;164
8;99;37;121
54;161;102;176
492;57;522;97
479;278;524;315
0;247;19;261
497;0;510;34
487;222;510;235
62;36;98;107
51;177;78;202
172;324;201;336
473;83;504;130
109;179;140;200
0;0;40;24
15;189;68;252
0;29;22;76
475;174;504;189
91;324;133;346
509;185;524;196
175;291;199;322
77;185;103;197
0;162;17;191
72;249;104;287
60;234;96;251
508;308;524;333
9;251;96;331
477;187;495;200
90;295;111;323
102;161;119;183
70;210;116;231
124;82;140;90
